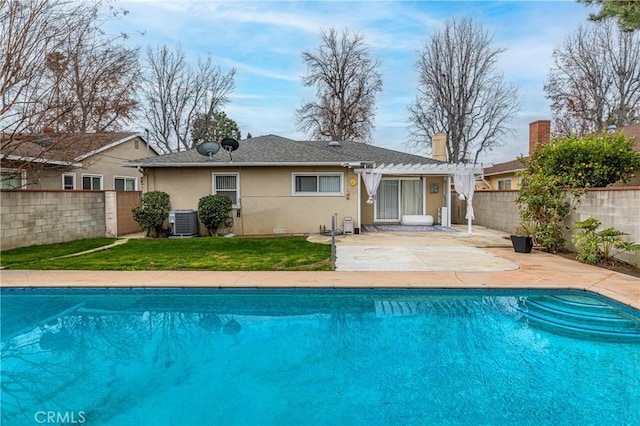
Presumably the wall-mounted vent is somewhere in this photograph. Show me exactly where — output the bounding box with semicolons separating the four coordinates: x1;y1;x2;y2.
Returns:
168;210;199;237
274;228;286;234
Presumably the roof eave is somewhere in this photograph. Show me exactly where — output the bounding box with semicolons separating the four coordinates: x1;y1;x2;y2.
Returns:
0;153;81;167
124;161;364;168
354;163;485;175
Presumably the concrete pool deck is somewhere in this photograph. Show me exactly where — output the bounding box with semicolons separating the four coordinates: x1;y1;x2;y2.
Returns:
1;225;639;310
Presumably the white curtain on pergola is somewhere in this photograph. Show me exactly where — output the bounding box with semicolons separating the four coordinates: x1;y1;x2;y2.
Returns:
362;170;382;204
454;172;476;233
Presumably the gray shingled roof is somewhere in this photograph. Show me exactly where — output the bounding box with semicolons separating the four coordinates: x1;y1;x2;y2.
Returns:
125;135;442;167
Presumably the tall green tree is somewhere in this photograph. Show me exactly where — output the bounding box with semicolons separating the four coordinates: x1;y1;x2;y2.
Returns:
191;111;241;142
578;0;640;31
297;28;382;143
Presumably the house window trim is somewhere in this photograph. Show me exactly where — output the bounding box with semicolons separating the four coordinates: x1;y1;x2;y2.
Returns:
1;168;27;189
114;175;138;191
212;172;240;208
291;172;344;196
497;178;512;190
62;173;76;190
81;173;103;190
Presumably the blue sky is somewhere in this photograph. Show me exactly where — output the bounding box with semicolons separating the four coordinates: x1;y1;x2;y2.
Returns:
106;0;595;164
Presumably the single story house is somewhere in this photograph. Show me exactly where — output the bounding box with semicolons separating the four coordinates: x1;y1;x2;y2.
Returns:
125;134;481;236
0;131;158;191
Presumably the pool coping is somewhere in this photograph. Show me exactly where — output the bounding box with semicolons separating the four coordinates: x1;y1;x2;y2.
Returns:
2;248;638;311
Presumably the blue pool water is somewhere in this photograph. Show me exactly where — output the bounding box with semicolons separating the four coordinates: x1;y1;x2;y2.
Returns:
1;288;639;426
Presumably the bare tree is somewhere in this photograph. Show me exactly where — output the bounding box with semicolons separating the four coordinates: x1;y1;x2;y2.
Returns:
43;27;140;132
141;44;236;154
297;28;382;143
1;0;140;188
408;18;520;164
544;19;640;136
1;0;139;135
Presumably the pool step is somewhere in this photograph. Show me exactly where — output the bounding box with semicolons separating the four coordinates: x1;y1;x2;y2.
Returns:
517;295;640;343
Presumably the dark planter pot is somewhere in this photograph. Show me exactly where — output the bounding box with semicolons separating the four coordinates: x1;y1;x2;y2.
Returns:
510;235;533;253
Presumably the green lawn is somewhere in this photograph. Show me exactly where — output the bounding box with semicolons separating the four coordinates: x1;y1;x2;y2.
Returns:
0;237;332;271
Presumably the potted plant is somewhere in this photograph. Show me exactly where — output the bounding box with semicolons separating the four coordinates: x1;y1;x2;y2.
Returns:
510;221;538;253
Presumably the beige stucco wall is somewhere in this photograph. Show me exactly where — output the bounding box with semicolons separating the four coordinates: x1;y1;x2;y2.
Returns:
484;173;520;190
31;137;150;190
143;166;361;236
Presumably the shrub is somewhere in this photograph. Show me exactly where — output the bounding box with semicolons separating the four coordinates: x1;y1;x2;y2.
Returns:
572;217;640;264
516;167;577;253
132;191;171;237
534;132;639;188
198;195;232;236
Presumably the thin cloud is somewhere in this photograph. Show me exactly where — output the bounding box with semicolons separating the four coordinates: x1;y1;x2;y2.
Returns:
107;0;597;163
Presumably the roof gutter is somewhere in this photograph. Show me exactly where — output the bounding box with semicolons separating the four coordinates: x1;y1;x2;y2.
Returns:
0;154;82;167
124;161;366;168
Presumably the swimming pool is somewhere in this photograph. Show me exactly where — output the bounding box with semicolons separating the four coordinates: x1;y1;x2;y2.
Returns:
1;288;639;425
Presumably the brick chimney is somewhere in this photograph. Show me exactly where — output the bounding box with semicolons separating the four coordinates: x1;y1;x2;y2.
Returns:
529;120;551;154
431;133;447;162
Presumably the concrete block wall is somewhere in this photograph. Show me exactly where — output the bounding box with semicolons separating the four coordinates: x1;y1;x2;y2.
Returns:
566;188;640;266
467;188;640;267
454;190;520;234
1;190;105;250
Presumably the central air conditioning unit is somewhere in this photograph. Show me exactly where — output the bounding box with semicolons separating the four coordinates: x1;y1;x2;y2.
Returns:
168;210;199;237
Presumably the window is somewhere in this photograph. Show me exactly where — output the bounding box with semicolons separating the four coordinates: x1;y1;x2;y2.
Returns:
292;173;343;195
213;173;239;207
0;169;25;190
497;179;512;190
82;174;102;190
115;177;137;191
62;173;76;190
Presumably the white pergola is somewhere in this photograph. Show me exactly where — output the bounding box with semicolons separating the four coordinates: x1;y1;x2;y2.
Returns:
353;163;485;234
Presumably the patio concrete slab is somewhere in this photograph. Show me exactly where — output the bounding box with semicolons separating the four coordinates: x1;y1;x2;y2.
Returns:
336;245;519;271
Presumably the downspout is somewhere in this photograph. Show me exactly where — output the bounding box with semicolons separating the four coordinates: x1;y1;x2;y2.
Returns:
445;175;452;227
356;173;361;232
481;173;491;189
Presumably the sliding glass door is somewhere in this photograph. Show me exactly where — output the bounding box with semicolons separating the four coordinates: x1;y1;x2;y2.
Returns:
375;178;423;221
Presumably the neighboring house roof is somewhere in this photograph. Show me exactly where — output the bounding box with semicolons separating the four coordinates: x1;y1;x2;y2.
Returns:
483;158;525;176
1;132;156;165
620;123;640;151
125;135;444;168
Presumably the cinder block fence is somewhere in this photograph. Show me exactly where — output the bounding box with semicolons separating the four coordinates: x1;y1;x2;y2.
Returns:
453;187;640;267
0;190;141;251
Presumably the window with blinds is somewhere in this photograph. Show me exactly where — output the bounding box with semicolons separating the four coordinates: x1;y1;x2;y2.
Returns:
293;173;342;195
213;173;239;206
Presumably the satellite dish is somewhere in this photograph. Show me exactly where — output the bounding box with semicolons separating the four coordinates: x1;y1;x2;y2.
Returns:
220;138;239;152
196;141;220;160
